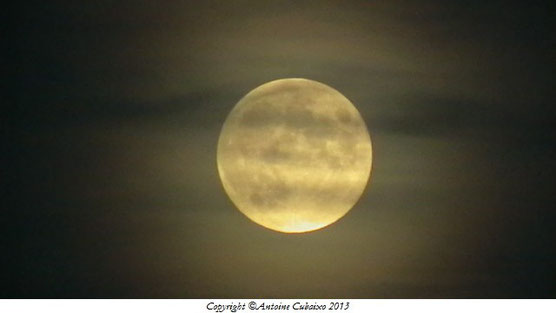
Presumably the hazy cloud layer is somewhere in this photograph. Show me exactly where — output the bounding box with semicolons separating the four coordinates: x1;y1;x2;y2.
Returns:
8;0;554;297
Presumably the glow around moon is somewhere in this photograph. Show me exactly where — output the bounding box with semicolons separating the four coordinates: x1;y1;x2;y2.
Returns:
217;78;372;233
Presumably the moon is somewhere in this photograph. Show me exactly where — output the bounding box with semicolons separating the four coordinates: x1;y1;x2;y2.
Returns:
217;78;372;233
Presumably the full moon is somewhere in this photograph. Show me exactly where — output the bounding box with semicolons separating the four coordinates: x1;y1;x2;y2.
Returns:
217;78;372;233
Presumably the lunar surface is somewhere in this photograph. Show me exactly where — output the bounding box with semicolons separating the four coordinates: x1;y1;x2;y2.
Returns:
217;78;372;233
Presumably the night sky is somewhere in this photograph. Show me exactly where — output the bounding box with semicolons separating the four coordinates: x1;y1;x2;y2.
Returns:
7;1;555;298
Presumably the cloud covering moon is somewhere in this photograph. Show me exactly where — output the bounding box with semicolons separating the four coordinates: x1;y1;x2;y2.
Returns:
217;78;372;233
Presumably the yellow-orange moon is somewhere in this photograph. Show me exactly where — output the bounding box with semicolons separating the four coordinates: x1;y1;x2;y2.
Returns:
217;78;372;233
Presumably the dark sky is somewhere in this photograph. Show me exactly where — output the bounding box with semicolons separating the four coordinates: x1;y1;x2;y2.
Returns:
7;0;555;298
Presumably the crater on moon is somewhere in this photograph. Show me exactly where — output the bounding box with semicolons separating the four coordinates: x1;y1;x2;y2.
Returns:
217;78;372;233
